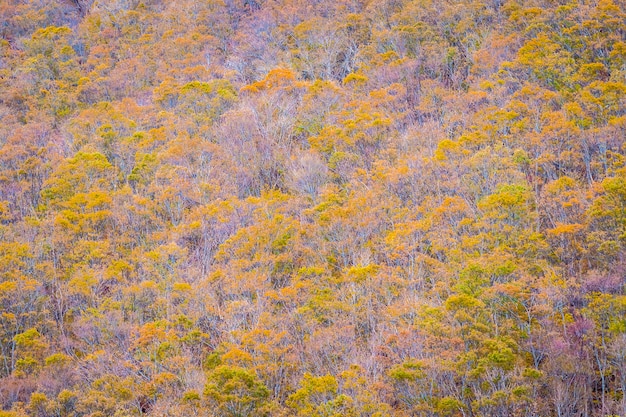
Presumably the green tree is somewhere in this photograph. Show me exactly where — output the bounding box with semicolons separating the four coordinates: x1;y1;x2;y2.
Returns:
204;365;270;417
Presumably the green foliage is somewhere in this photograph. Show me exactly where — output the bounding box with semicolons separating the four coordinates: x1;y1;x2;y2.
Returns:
287;373;356;417
204;365;270;417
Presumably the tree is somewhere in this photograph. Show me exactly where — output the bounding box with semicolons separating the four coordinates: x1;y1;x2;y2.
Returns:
204;365;270;417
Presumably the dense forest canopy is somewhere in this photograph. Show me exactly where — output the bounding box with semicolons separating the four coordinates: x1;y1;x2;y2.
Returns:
0;0;625;416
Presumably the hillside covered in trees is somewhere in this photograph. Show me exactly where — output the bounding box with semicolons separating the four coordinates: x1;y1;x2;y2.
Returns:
0;0;625;416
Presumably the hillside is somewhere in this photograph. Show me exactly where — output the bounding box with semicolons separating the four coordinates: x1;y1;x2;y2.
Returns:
0;0;625;416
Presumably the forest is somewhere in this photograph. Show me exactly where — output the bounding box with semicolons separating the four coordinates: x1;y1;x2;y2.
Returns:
0;0;625;416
